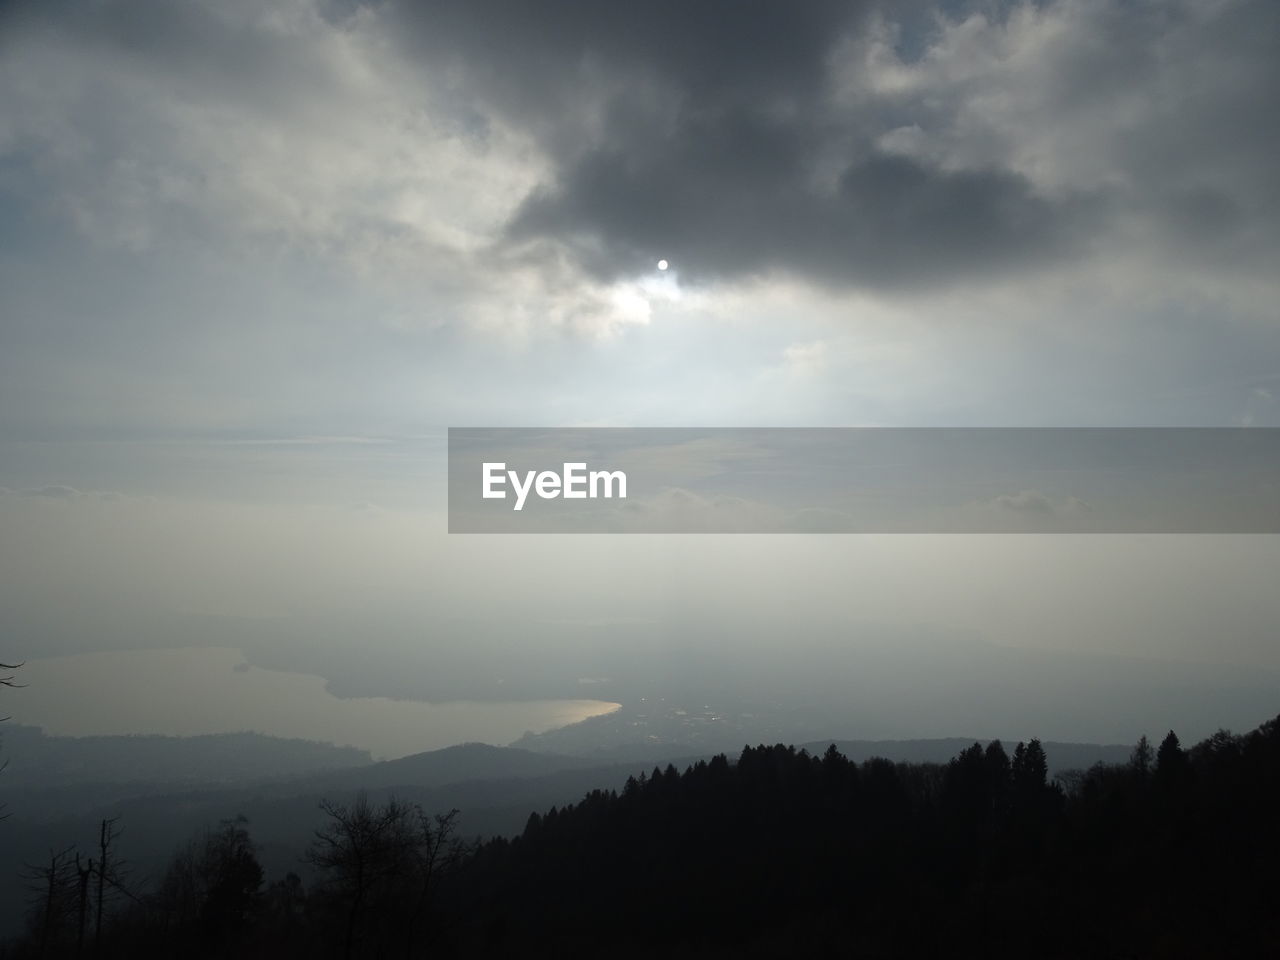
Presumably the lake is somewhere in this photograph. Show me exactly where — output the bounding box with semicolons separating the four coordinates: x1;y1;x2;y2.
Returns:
11;646;620;760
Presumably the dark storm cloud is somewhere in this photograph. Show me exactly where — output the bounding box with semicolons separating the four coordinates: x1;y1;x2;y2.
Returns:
395;0;863;112
380;0;1277;290
7;0;1275;298
509;143;1093;287
377;0;1084;287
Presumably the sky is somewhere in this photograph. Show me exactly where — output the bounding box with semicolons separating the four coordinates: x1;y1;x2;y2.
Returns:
1;0;1279;746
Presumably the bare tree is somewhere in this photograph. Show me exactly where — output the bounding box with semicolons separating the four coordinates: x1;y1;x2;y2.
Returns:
1130;734;1153;780
307;795;472;959
1;661;24;821
307;794;416;959
405;807;468;958
21;836;143;958
155;815;263;944
75;853;91;955
94;817;120;952
22;844;78;957
0;661;22;692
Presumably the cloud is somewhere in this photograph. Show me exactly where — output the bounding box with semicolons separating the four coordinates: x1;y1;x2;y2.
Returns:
5;0;1277;300
6;0;1277;299
0;0;539;259
1;0;1278;440
25;485;83;500
19;485;136;502
992;491;1057;515
390;0;1276;292
506;126;1095;290
975;490;1091;518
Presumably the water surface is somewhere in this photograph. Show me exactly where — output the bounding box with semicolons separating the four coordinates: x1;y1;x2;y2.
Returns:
13;646;619;760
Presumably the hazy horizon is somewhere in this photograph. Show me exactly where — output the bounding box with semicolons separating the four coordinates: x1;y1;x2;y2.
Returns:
3;0;1279;757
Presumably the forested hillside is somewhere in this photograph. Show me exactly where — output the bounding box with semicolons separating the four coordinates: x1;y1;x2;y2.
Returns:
6;716;1278;958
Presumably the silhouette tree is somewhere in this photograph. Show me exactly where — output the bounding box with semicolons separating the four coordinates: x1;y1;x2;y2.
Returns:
21;844;77;955
405;807;467;957
0;661;22;696
74;852;91;954
262;870;306;939
94;816;121;952
199;816;263;942
308;794;412;959
1;660;23;821
6;714;1280;957
945;742;992;824
1131;735;1153;780
1155;730;1191;795
1012;739;1048;794
157;815;263;949
984;739;1011;782
1156;731;1185;772
306;794;467;959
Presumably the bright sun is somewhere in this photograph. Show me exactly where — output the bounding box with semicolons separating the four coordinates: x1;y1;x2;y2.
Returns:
657;259;669;271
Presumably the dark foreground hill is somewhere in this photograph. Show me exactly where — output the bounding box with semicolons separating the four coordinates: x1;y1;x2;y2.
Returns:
278;741;601;794
6;717;1278;957
442;720;1280;958
800;736;1133;771
0;735;1133;939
